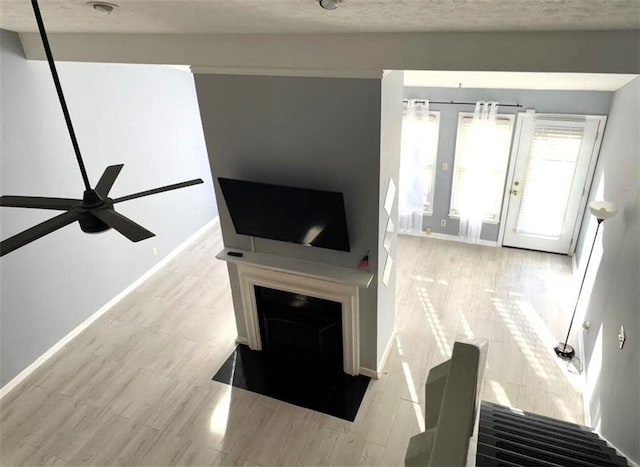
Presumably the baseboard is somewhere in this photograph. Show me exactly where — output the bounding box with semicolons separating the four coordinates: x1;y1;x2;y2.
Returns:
399;231;498;247
359;367;379;379
377;330;396;375
581;342;590;428
359;334;395;380
0;217;219;400
578;332;588;410
235;336;249;345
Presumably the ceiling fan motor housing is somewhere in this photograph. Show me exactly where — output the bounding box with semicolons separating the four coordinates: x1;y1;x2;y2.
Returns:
77;189;111;233
78;211;111;234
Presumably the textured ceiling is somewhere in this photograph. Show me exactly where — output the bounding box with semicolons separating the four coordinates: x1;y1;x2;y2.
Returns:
1;0;639;34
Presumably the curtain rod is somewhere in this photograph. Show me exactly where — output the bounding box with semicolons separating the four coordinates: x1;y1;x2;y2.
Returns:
404;99;523;108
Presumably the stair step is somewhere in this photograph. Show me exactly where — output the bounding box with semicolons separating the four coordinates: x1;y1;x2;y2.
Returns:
475;453;526;467
481;409;600;440
478;423;619;458
477;401;630;467
479;415;606;445
479;433;627;467
475;451;526;467
477;442;565;467
481;401;593;432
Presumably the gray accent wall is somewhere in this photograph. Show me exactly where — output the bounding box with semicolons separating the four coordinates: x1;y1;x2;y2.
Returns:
0;30;217;387
576;78;639;463
18;30;640;77
403;87;613;241
194;73;384;370
377;71;403;365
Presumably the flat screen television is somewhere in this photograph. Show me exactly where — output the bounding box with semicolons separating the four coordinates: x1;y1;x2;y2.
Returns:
218;177;351;252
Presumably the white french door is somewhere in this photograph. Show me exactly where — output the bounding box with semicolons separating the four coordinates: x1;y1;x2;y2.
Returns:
501;113;606;254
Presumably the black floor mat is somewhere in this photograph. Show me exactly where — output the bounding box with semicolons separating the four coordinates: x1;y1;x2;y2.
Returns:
212;345;370;422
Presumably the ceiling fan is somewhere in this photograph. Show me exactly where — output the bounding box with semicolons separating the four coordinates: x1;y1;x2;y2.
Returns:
0;0;204;258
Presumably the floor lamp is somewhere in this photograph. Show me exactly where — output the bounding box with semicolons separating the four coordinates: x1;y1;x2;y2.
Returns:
554;200;618;359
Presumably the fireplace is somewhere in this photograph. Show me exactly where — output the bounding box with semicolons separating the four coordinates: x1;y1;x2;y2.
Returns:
226;257;364;375
214;247;375;420
255;286;343;373
213;277;371;421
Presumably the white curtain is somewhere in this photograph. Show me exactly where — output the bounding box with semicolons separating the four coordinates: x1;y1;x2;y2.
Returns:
398;99;429;234
458;101;499;242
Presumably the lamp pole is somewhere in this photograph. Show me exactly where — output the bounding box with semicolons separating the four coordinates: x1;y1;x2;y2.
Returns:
555;200;618;360
554;218;604;359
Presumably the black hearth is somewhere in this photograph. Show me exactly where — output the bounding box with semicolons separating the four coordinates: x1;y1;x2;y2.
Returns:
212;286;370;421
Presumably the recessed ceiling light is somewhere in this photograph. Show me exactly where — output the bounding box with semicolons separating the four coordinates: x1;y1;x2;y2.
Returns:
319;0;339;10
87;1;118;15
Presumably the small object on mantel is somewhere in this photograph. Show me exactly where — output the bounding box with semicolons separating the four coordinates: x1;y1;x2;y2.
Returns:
357;251;369;272
227;251;243;257
619;325;626;350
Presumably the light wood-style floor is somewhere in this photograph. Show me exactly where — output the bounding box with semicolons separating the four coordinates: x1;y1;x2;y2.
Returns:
0;223;584;466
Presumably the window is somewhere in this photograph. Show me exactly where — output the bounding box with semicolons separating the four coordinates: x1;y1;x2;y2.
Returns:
449;113;514;222
399;104;440;217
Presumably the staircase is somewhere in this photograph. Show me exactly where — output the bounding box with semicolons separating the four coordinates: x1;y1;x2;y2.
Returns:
476;401;629;467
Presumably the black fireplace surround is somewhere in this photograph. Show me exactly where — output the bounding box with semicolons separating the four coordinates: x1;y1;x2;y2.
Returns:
255;285;343;373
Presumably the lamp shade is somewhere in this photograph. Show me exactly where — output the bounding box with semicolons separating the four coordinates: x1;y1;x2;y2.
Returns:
588;201;618;220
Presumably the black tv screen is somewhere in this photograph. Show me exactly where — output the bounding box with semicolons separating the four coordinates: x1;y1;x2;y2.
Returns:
218;177;351;252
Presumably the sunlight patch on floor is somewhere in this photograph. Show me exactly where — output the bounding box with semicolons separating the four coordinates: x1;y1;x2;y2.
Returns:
459;314;475;339
411;274;434;283
515;299;565;348
210;386;232;437
395;334;405;357
492;297;552;381
487;379;513;407
210;353;235;437
395;335;426;432
515;299;585;391
416;287;452;357
402;361;426;432
551;395;576;422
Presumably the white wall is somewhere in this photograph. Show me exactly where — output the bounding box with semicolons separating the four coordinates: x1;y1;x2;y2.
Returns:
0;30;217;388
377;71;403;365
577;77;639;463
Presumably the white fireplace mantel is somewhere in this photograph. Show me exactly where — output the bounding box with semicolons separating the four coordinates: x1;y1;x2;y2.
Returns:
216;248;373;375
215;248;374;287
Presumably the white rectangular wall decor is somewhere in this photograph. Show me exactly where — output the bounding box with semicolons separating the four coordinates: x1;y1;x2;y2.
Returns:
384;178;396;216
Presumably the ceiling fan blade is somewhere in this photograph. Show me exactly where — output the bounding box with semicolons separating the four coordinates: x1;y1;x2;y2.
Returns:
90;208;155;242
113;178;204;204
1;195;80;210
94;164;124;197
0;210;79;257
